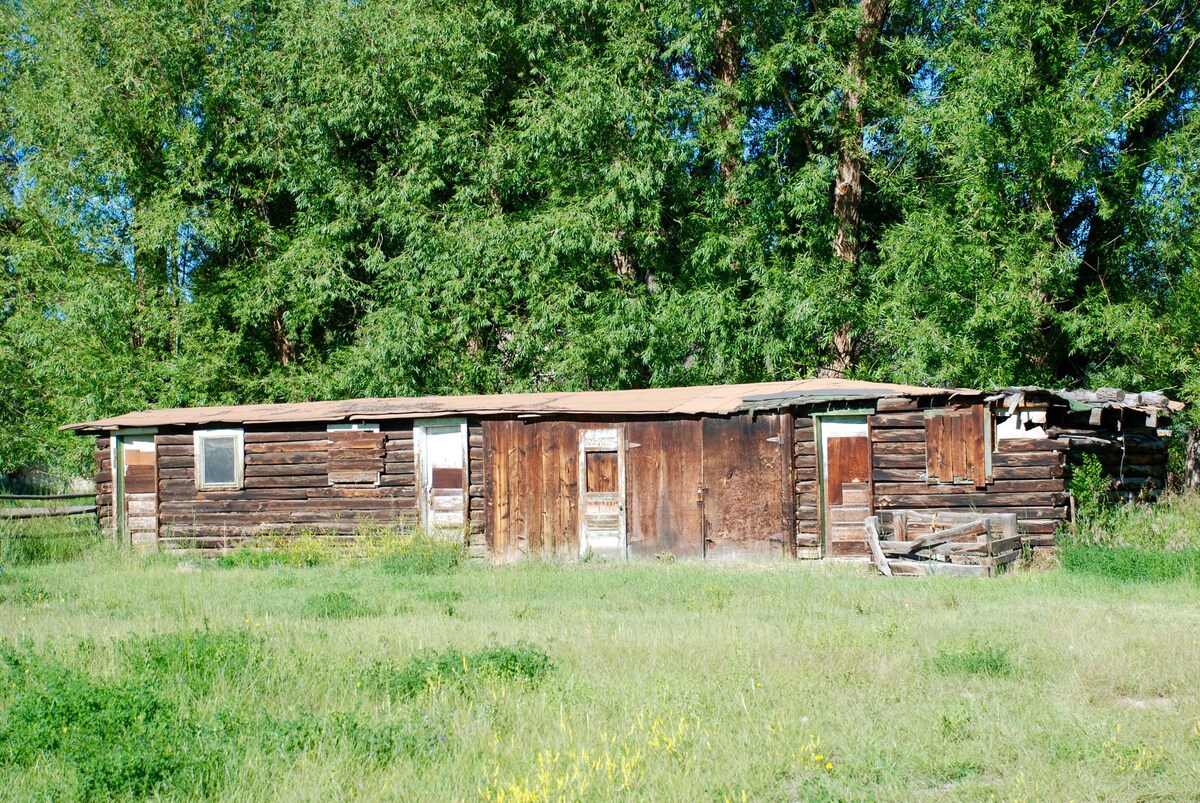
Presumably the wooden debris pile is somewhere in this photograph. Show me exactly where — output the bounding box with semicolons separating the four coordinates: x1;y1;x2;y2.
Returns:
865;511;1022;578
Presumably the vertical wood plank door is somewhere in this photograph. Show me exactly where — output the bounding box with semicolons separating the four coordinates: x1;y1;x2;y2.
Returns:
117;434;158;548
416;419;467;535
578;428;626;558
624;419;704;557
700;414;787;560
820;416;873;557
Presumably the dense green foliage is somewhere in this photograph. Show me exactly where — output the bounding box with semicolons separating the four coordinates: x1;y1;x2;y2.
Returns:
1;0;1197;474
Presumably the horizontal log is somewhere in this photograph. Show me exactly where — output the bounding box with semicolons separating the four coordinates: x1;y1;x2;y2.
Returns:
991;453;1062;468
246;440;329;453
873;455;926;470
872;442;926;456
156;444;194;456
871;428;925;443
877;492;1067;508
170;488;312;502
875;480;1063;495
307;487;416;501
243;475;329;489
872;465;1065;482
158;455;194;469
155;434;195;446
869;412;926;428
996;438;1062;453
158;467;195;480
245;431;329;443
160;497;410;515
875;397;919;412
328;471;381;484
246;452;326;465
327;458;383;471
0;505;96;519
245;463;330;477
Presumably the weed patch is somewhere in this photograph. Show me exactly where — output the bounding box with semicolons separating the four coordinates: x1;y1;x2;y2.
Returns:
379;536;463;575
302;590;372;619
119;629;265;695
932;641;1014;678
0;518;103;566
365;643;554;699
1059;543;1200;583
0;645;226;800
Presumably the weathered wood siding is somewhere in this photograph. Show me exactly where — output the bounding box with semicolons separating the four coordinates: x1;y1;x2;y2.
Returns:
701;414;789;560
94;436;113;531
485;418;579;561
484;414;789;562
870;409;1069;548
156;424;418;548
625;418;704;558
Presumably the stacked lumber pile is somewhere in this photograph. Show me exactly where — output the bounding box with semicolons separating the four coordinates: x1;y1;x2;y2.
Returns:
865;511;1022;578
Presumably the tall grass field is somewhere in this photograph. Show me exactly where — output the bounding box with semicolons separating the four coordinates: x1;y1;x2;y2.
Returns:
1;524;1199;800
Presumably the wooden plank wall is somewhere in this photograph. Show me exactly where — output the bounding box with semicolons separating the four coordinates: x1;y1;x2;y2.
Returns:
94;436;113;531
485;419;578;561
625;419;704;558
485;415;789;562
701;414;788;560
793;416;820;557
155;424;418;548
870;409;1068;548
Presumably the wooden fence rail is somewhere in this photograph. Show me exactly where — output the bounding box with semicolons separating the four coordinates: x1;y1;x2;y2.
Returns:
0;505;97;520
0;492;94;501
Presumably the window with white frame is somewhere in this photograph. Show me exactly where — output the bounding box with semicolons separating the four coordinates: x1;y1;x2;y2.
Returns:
194;429;244;490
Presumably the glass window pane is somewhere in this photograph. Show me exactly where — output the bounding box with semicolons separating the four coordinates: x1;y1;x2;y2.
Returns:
203;437;237;486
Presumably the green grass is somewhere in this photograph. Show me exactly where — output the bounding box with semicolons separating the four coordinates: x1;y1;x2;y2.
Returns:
1060;491;1200;583
0;515;104;566
2;547;1200;800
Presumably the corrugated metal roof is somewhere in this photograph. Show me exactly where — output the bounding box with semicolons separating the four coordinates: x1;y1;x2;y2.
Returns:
62;379;960;432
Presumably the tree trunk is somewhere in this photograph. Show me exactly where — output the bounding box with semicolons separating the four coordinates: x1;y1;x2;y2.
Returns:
825;0;889;376
713;12;741;185
1185;429;1200;490
270;306;296;367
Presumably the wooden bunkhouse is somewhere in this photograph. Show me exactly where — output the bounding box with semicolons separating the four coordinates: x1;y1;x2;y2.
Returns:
64;380;1178;561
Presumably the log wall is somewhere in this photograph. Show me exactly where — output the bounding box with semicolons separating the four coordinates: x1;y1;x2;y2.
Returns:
792;416;820;557
869;410;1069;548
94;436;113;531
155;424;419;549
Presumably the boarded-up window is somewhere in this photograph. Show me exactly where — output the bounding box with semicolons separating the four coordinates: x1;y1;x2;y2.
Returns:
924;407;991;488
585;450;618;493
327;425;385;485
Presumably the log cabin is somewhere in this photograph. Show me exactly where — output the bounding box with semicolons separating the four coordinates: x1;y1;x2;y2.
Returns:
63;379;1179;560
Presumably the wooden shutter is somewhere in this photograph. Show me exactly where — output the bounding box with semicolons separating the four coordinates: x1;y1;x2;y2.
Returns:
925;407;990;488
328;430;385;485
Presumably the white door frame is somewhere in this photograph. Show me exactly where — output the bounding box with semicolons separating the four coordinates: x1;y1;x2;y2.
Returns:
577;427;626;558
414;417;468;533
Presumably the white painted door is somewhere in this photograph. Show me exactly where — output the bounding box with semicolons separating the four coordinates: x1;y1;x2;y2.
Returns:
416;419;467;534
579;429;626;558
